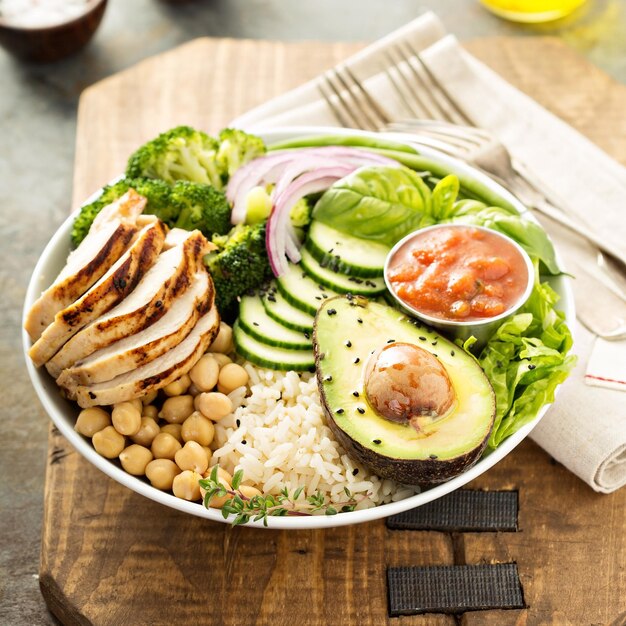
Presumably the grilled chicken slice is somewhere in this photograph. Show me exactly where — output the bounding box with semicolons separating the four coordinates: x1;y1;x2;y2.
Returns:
56;270;213;387
46;229;213;377
29;219;166;367
57;270;214;391
71;305;220;408
24;190;146;341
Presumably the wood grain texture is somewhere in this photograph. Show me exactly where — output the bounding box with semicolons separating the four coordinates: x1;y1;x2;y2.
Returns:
42;36;626;626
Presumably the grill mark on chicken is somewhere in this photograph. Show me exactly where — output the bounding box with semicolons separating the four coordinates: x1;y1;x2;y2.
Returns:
71;304;220;407
46;230;213;377
28;220;166;367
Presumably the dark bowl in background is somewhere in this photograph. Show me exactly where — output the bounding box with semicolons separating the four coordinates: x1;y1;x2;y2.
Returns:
0;0;107;63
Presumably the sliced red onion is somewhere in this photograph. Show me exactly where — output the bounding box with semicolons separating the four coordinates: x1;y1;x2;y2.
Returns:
266;166;354;277
228;147;400;224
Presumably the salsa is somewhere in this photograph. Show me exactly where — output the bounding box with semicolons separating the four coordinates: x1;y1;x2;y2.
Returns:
387;226;529;321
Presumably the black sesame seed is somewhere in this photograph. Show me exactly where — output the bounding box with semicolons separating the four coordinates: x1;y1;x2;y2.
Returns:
451;350;455;356
88;391;96;400
241;440;247;445
365;280;376;288
327;308;337;316
267;295;276;302
253;322;259;327
236;419;241;427
433;353;438;358
354;358;360;364
315;296;322;301
322;294;329;299
528;364;536;370
387;339;395;344
429;454;438;460
324;375;333;382
357;317;363;324
345;340;352;347
373;439;382;445
304;332;310;339
328;248;334;254
352;391;359;397
419;336;426;341
352;468;359;476
432;341;438;346
336;408;344;414
357;407;365;414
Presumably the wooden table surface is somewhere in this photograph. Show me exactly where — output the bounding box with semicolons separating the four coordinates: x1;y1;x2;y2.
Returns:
40;36;626;626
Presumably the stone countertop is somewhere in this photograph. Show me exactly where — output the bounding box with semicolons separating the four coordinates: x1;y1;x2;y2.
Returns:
1;1;624;624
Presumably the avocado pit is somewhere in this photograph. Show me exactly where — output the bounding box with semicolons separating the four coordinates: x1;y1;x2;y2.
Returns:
364;342;455;432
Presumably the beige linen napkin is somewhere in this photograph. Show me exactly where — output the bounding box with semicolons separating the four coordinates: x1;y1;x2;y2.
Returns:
231;12;626;493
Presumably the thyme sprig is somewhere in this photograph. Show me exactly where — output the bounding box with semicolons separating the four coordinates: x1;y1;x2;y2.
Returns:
199;466;362;526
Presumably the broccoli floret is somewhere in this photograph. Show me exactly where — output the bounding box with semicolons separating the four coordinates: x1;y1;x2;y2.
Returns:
70;177;176;246
171;180;231;238
216;128;266;179
204;223;272;314
126;126;223;188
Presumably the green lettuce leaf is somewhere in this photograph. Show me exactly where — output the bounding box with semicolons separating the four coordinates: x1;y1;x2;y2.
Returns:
477;262;576;449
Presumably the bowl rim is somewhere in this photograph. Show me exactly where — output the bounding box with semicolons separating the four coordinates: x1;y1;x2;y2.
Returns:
384;222;536;328
23;125;575;529
0;0;106;32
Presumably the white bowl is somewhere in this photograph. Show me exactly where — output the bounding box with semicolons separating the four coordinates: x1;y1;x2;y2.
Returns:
23;126;575;529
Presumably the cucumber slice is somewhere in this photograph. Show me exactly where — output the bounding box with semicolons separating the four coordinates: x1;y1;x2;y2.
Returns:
276;264;341;316
239;295;312;350
305;221;390;278
234;322;315;371
300;248;387;296
262;283;315;333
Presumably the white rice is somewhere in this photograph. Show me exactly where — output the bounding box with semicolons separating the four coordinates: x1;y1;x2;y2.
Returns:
211;364;419;509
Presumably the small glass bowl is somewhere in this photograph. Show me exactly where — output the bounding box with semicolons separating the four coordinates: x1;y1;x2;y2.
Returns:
384;224;535;349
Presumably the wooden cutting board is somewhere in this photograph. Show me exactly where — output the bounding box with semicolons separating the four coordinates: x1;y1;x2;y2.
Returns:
41;36;626;626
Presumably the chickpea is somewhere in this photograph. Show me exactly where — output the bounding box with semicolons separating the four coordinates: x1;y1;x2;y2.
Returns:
92;426;125;459
208;322;233;354
131;417;160;447
142;405;158;420
201;446;213;465
141;390;158;406
129;398;143;414
119;444;153;475
151;432;182;460
187;383;201;397
145;459;180;490
159;395;194;424
217;363;249;395
175;441;209;474
211;353;232;368
194;392;233;421
172;470;202;501
216;466;233;485
75;407;110;437
160;423;183;443
238;485;262;499
112;402;142;436
181;411;215;446
189;355;219;392
163;374;191;397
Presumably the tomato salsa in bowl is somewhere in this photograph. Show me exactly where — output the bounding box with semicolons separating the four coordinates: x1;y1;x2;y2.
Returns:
385;224;535;346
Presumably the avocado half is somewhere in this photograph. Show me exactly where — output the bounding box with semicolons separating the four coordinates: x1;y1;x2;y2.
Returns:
313;296;496;485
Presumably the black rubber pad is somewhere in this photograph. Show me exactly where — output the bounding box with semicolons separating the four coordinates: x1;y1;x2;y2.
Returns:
386;490;518;532
387;563;525;615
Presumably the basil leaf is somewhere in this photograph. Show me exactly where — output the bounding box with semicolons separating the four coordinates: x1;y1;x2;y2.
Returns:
431;175;460;220
313;166;435;246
